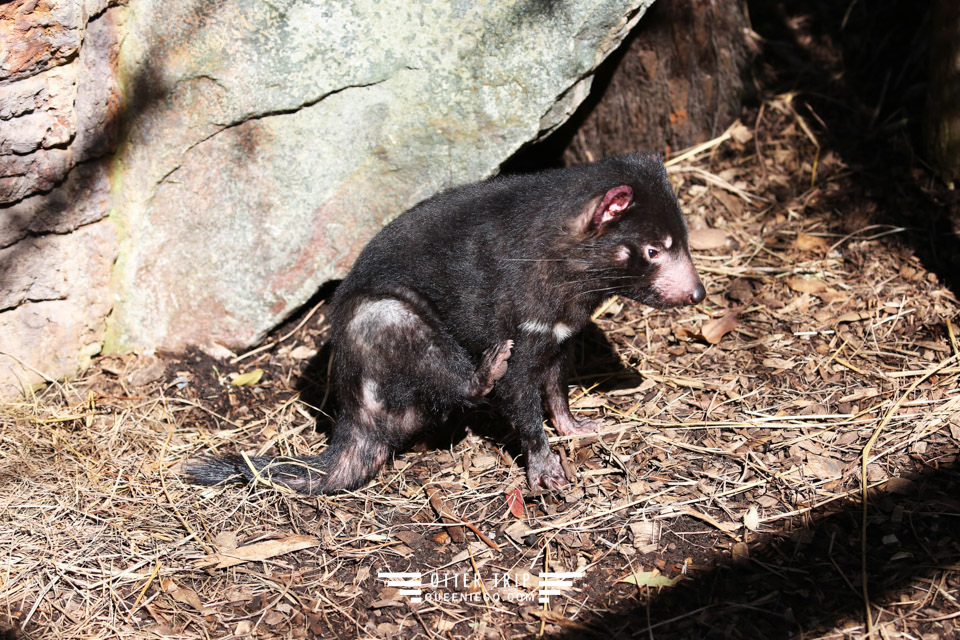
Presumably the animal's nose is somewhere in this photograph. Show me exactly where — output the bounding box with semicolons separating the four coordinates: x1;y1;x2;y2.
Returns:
688;282;705;305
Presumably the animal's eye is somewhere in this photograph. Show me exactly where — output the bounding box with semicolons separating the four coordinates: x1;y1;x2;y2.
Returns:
647;247;659;260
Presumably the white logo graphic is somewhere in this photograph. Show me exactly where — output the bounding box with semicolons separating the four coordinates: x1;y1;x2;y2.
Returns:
378;572;423;603
537;571;584;604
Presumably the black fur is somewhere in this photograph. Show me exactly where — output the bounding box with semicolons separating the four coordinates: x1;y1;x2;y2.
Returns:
185;153;704;493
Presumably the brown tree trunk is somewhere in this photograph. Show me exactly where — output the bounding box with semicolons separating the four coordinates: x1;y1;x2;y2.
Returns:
562;0;755;164
926;0;960;187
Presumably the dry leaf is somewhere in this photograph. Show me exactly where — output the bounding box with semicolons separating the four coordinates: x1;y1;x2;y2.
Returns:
161;578;215;614
688;228;731;251
505;488;526;519
426;484;466;543
726;278;754;303
794;233;828;252
712;189;744;217
618;570;675;588
435;619;457;633
288;345;317;360
727;120;753;144
570;395;606;408
630;521;661;552
819;289;848;303
743;505;760;532
471;454;497;469
527;608;595;630
371;595;405;609
263;611;285;626
232;368;264;386
629;521;660;545
508;568;539;590
881;477;915;495
504;520;533;544
785;276;826;294
682;507;739;533
701;311;739;344
839;387;879;402
949;422;960;440
212;530;238;551
394;530;422;548
224;585;255;603
803;454;843;480
194;534;320;569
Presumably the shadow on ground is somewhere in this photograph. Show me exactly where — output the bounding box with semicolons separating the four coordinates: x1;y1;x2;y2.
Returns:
533;1;960;637
748;0;960;297
553;459;959;639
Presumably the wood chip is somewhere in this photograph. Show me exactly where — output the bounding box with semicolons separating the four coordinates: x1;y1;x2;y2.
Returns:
689;228;731;250
794;234;829;252
786;276;827;294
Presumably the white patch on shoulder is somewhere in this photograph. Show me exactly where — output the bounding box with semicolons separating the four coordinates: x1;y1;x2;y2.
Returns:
347;299;422;346
553;323;574;342
350;299;416;329
520;320;551;334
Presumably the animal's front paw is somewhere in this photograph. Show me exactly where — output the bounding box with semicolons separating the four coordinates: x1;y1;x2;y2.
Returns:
527;450;569;491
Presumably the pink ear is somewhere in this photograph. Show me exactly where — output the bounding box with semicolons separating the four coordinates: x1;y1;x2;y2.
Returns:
592;186;634;228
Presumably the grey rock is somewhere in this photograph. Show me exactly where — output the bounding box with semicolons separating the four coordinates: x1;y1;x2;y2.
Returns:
0;0;655;396
109;0;654;351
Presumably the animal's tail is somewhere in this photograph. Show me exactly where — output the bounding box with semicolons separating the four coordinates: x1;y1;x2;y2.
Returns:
183;422;391;494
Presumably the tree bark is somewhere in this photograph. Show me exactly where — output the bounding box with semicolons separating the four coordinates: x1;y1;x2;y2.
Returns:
562;0;755;164
926;0;960;187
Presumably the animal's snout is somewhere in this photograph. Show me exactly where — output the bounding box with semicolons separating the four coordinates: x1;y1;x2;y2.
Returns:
688;281;706;305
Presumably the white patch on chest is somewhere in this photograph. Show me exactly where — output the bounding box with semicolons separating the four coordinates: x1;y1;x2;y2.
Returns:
520;320;551;335
552;322;573;342
520;320;574;342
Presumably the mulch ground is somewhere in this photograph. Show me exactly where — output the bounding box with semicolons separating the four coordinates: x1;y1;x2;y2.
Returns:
2;2;960;639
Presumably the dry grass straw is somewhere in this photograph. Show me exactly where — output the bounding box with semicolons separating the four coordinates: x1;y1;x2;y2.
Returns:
3;113;960;639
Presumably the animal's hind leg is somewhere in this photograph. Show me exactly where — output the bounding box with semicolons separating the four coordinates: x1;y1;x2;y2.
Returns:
320;294;513;493
301;418;392;493
340;295;512;415
187;294;511;496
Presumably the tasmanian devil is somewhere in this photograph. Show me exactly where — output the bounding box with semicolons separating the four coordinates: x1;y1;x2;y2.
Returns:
185;153;704;493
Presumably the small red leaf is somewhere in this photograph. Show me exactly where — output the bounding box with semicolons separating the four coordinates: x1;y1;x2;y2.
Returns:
505;489;526;519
